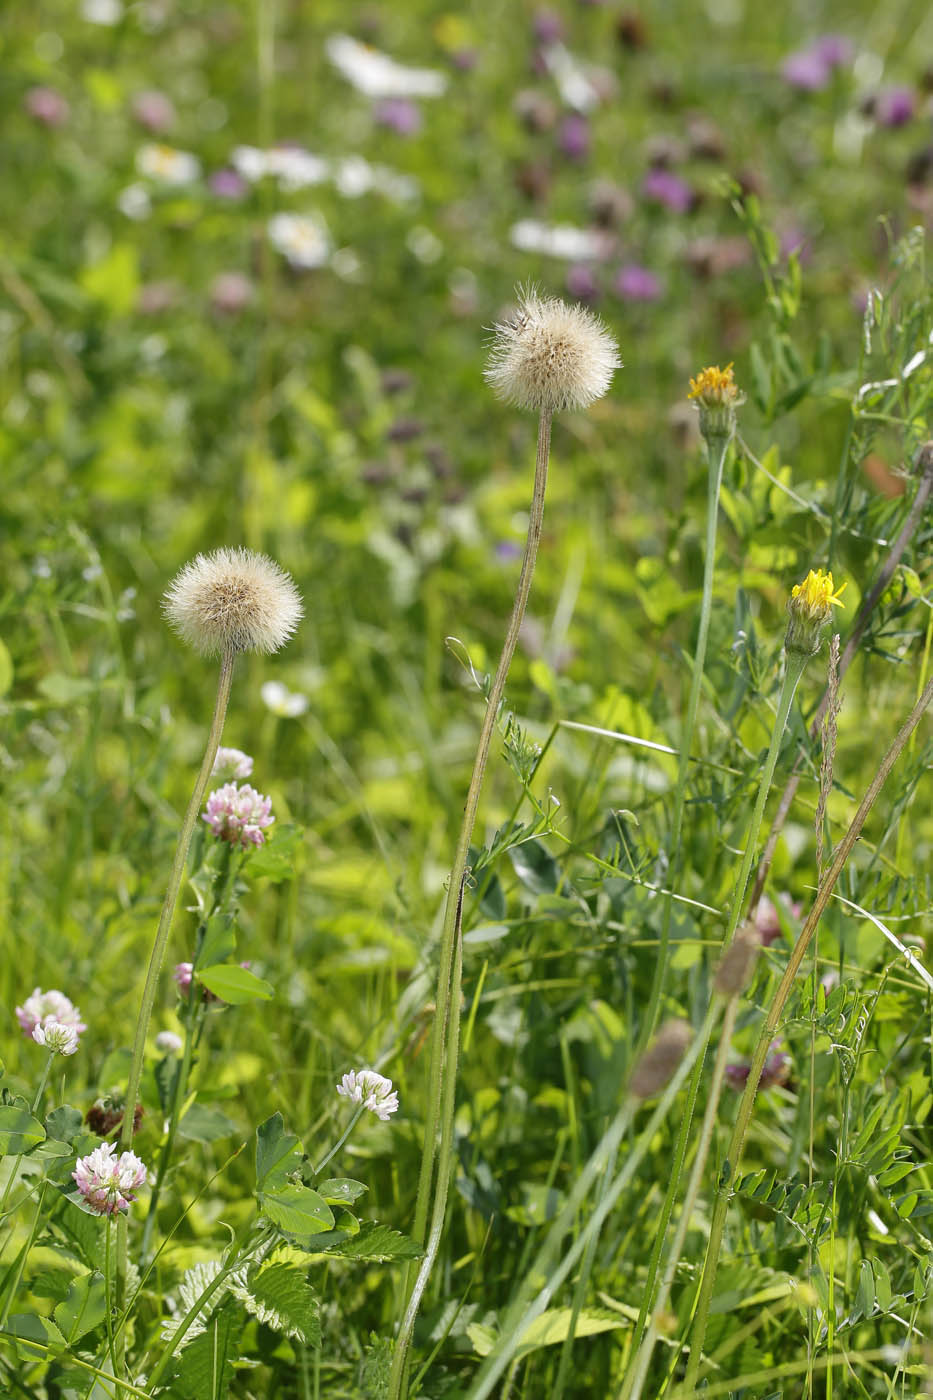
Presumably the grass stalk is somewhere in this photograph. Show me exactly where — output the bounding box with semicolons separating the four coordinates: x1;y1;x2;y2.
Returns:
683;671;933;1390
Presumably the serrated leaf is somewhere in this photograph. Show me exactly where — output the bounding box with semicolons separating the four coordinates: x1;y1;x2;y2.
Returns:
247;1262;321;1345
0;1105;46;1155
168;1298;243;1399
256;1113;301;1191
6;1312;67;1350
198;964;274;1004
53;1271;107;1344
318;1178;368;1206
324;1221;422;1262
260;1184;334;1239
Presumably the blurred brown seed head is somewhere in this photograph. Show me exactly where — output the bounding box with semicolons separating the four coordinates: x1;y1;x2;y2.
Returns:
714;927;760;999
630;1019;692;1098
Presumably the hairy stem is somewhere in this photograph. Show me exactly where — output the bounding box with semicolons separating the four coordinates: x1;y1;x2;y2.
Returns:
684;672;933;1390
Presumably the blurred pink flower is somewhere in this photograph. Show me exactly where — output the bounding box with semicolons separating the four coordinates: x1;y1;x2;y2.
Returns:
781;49;831;91
875;87;915;127
566;263;599;301
203;782;274;848
209;168;248;199
131;90;176;133
374;97;421;134
173;962;194;993
16;988;86;1042
533;8;564;43
210;272;254;313
726;1041;790;1092
73;1143;147;1215
559;113;590;161
24;87;70;127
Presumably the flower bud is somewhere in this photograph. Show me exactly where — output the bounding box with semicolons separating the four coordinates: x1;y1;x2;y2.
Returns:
687;363;744;441
713;927;760;999
629;1019;692;1099
785;567;846;657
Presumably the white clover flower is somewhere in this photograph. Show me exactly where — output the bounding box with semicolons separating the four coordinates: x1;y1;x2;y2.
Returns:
211;746;254;781
155;1030;183;1054
336;1068;399;1121
73;1143;147;1215
325;33;447;100
32;1018;80;1056
485;287;620;414
16;987;86;1042
260;680;309;717
136;144;201;185
267;212;331;269
163;547;302;657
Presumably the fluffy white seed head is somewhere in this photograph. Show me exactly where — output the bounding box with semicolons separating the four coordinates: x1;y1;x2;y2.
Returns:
163;547;303;657
485;287;620;414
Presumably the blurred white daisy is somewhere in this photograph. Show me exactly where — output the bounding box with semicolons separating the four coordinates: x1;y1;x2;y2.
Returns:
231;145;269;182
267;213;330;269
325;34;447;100
117;183;152;220
82;0;123;23
266;147;329;191
542;45;600;112
261;680;309;717
136;144;201;185
510;220;612;261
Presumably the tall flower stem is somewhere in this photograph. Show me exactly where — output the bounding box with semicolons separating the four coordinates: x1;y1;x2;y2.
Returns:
140;998;204;1262
116;651;235;1326
562;428;726;1400
747;457;933;914
626;647;808;1371
683;672;933;1392
312;1106;364;1178
390;410;552;1399
639;430;729;1053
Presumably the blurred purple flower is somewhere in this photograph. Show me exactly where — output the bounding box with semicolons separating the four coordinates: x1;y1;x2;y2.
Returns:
813;34;853;69
781;49;830;91
753;896;782;946
641;167;693;213
779;225;812;263
24;86;70;127
209;168;247;199
559;112;590;161
137;281;179;315
533;8;564;43
615;263;662;301
375;97;421;135
875;87;915;127
566;263;599;301
726;1041;790;1092
210;271;254;313
451;48;477;71
131;90;175;133
496;540;523;563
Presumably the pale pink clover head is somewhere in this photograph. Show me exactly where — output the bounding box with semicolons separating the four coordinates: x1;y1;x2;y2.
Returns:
203;783;274;849
32;1019;80;1056
173;962;194;993
16;988;86;1042
211;746;254;781
155;1029;183;1054
73;1143;148;1216
336;1068;399;1121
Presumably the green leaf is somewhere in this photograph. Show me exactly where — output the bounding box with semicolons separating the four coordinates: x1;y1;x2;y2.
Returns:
37;673;97;705
508;838;559;896
259;1184;334;1240
0;638;12;697
45;1106;84;1145
198;964;274;1004
323;1221;421;1262
177;1102;237;1143
156;1055;181;1115
256;1113;302;1191
247;1262;321;1346
0;1105;46;1155
168;1299;243;1399
463;922;511;948
53;1271;107;1344
6;1312;67;1350
79;242;139;316
195;913;237;970
854;1258;875;1321
247;826;302;882
318;1178;368;1206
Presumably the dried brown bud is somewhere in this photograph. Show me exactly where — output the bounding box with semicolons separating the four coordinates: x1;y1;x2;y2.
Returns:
713;927;760;999
630;1019;692;1099
914;441;933;482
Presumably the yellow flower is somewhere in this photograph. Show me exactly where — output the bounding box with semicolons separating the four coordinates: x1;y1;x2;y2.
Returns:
687;363;740;404
790;568;847;614
687;363;744;441
785;567;845;656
